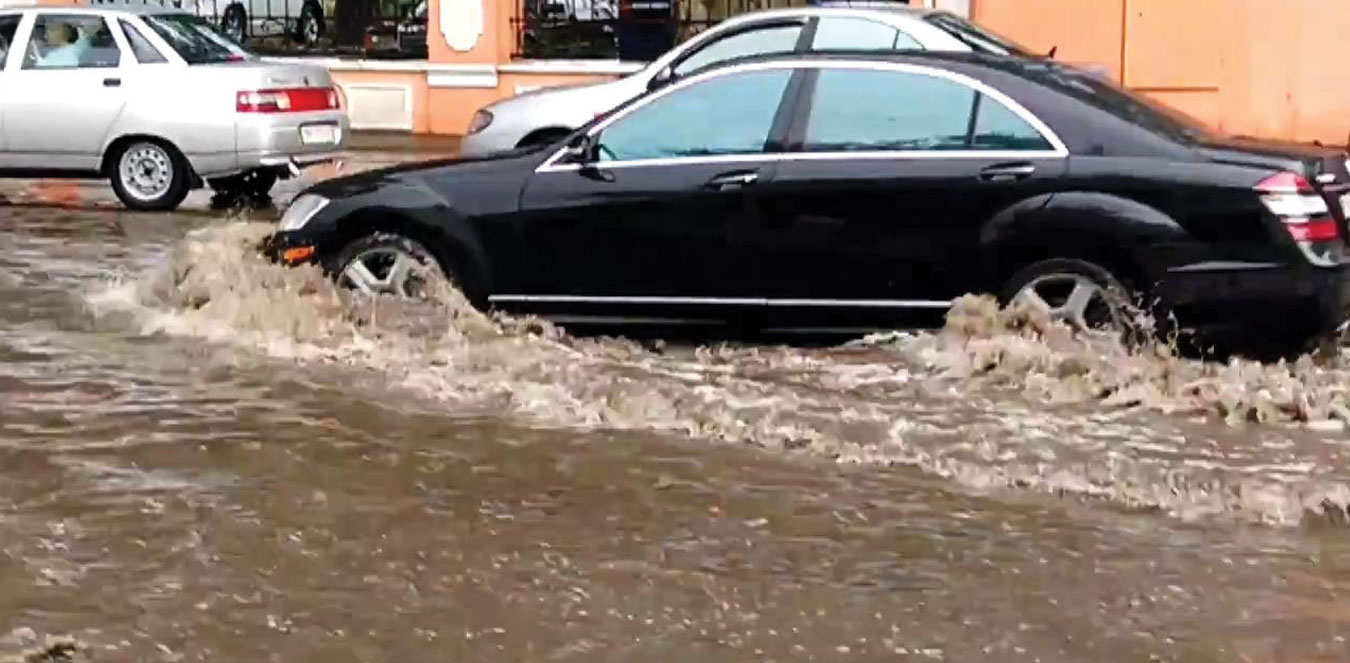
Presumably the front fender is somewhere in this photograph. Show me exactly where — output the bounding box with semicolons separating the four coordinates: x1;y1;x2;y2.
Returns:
317;180;494;297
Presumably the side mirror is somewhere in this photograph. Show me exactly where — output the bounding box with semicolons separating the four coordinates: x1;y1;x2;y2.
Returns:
561;133;592;163
647;66;673;91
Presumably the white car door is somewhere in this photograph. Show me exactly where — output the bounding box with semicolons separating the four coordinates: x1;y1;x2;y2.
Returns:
0;12;130;171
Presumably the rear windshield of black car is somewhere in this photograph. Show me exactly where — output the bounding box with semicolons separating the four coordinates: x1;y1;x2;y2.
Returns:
922;12;1036;58
143;13;252;64
1024;62;1219;143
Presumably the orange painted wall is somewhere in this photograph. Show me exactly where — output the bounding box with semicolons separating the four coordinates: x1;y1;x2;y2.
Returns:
973;0;1350;145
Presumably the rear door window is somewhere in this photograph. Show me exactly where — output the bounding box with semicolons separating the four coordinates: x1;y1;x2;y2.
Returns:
0;14;20;69
24;14;121;69
811;16;922;51
672;23;803;77
801;67;1053;152
118;19;167;64
596;68;793;162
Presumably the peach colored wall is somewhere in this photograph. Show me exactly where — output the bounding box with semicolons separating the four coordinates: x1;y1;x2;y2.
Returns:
328;70;431;133
974;0;1350;145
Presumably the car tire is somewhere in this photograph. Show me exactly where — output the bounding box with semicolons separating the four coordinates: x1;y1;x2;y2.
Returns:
998;257;1151;346
209;169;278;202
108;139;192;212
222;4;247;42
327;232;460;301
297;2;324;46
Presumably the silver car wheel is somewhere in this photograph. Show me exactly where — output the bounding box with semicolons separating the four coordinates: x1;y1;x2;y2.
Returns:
339;246;424;297
117;143;174;203
1013;272;1125;340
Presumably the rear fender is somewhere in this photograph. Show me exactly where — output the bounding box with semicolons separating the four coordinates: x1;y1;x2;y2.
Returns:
980;191;1186;287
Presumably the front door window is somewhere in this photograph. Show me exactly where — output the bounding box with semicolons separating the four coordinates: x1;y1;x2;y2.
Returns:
0;15;20;69
24;14;121;69
811;16;922;51
596;68;793;162
672;24;803;77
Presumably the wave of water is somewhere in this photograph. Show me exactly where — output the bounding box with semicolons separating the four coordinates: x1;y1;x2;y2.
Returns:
82;222;1350;527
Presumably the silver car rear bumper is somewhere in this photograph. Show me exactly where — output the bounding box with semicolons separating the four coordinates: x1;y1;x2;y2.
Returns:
188;110;350;179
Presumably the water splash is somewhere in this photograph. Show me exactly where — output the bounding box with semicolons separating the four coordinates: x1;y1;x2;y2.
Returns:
83;222;1350;527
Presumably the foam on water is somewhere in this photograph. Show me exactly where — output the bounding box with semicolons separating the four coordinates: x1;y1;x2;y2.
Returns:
83;222;1350;527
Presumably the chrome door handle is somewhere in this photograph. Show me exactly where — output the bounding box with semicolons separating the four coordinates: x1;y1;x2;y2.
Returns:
705;171;759;190
978;163;1036;182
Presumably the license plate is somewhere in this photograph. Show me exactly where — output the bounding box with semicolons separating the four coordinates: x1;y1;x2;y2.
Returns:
300;123;338;145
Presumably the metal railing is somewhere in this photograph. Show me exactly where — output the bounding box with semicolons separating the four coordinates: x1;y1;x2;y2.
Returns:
81;0;426;57
512;0;814;60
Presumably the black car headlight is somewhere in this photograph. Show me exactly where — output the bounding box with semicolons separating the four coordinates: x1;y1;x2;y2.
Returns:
279;193;330;232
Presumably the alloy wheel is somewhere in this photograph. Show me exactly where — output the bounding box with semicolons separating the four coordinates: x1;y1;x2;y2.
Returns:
339;246;428;298
1012;272;1128;341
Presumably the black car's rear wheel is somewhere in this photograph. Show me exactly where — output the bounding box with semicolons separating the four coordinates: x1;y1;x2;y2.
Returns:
1000;258;1148;345
329;233;442;299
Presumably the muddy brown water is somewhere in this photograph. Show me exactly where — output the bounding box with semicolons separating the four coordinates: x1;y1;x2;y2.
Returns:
4;204;1350;662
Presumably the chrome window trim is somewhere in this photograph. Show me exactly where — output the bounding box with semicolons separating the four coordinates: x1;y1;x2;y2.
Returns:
489;294;954;309
536;59;1069;174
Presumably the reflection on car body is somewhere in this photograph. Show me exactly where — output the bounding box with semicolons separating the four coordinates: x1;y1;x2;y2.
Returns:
0;2;349;210
265;52;1350;358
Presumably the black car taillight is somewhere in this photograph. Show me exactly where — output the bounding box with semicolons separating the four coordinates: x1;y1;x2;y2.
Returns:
1255;172;1340;242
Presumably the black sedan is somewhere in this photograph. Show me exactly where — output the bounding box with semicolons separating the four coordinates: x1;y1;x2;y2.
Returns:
264;51;1350;356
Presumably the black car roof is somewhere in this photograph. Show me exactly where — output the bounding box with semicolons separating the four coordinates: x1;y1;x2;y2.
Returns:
686;50;1216;159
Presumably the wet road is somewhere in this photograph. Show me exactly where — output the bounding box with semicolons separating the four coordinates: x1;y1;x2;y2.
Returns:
4;167;1350;662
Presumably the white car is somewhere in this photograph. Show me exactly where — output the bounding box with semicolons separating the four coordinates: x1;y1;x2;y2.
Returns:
460;6;1039;157
0;2;349;210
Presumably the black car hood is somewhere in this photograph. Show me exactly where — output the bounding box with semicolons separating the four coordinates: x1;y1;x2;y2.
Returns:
1193;134;1347;177
306;144;549;199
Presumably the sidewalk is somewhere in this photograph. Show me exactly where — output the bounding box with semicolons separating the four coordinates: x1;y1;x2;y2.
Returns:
0;131;461;212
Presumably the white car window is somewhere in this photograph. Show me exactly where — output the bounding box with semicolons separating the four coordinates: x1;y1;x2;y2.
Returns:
118;19;167;64
812;16;922;51
672;24;802;77
0;14;20;69
24;14;121;70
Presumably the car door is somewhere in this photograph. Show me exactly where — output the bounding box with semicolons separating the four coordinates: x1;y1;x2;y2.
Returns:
508;66;801;324
0;12;129;172
0;12;23;164
752;63;1069;329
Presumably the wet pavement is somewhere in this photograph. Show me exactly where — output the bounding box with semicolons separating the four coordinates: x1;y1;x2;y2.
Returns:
4;146;1350;662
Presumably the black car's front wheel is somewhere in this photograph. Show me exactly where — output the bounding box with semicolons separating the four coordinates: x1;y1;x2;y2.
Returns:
328;232;447;299
999;257;1149;346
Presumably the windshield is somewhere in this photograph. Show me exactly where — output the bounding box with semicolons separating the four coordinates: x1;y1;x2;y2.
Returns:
142;13;252;64
922;12;1037;58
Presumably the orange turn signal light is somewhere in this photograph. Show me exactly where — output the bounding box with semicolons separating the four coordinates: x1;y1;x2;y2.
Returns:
282;246;316;263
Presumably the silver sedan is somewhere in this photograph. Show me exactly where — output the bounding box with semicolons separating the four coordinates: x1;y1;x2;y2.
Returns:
460;6;1034;157
0;4;349;210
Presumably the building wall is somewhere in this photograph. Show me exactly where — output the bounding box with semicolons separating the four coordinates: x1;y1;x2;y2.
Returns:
972;0;1350;145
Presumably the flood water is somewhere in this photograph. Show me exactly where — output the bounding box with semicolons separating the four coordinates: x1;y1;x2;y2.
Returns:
4;193;1350;661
